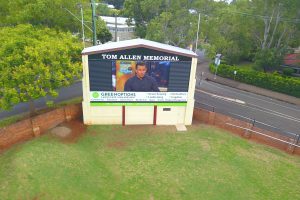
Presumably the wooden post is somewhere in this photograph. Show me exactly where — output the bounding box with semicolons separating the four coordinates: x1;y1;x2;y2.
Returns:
243;123;254;139
208;111;215;125
64;106;72;122
122;106;125;126
286;134;300;154
153;106;157;125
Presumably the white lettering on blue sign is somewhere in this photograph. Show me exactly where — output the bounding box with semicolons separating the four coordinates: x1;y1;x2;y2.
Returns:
101;54;118;59
100;54;179;61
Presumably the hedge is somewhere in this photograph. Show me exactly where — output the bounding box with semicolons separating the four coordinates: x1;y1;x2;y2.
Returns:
209;63;300;98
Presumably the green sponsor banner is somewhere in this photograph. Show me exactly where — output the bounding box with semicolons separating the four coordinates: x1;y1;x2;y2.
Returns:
90;102;187;106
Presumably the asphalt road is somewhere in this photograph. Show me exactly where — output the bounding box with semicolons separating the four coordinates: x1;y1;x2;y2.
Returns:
1;79;299;139
195;80;300;138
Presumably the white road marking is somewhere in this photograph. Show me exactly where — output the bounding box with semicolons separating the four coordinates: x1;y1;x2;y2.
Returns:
227;112;297;136
227;112;254;121
201;81;300;112
196;89;300;124
247;102;300;123
196;89;245;104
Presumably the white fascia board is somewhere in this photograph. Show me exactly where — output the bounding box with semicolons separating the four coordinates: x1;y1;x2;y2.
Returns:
82;38;197;57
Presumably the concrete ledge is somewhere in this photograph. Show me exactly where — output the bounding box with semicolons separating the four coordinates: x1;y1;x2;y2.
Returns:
176;124;187;132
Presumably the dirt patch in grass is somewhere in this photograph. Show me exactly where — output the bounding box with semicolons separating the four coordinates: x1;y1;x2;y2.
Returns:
107;141;127;149
199;140;211;151
52;120;86;143
51;126;72;138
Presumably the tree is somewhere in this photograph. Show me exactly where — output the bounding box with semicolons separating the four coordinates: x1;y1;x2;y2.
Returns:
123;0;299;67
0;0;114;44
96;3;113;16
0;0;90;32
229;0;299;63
82;15;113;44
123;0;166;37
104;0;125;9
146;10;196;48
123;0;198;47
96;19;113;43
192;0;300;65
247;0;300;50
0;25;82;114
254;48;284;72
96;3;120;16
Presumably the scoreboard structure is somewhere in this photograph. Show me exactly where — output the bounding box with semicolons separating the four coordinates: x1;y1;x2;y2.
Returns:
81;39;198;125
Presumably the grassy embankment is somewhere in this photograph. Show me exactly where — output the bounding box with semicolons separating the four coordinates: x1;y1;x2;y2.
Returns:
0;124;299;199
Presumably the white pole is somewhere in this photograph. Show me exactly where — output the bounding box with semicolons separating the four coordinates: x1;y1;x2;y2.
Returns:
80;6;85;48
115;15;117;42
214;66;218;79
195;12;200;52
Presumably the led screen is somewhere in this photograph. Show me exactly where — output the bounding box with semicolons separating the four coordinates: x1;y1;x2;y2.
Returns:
88;48;192;106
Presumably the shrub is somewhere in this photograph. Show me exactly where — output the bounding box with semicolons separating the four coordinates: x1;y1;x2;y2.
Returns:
254;49;283;72
209;63;300;98
282;68;295;76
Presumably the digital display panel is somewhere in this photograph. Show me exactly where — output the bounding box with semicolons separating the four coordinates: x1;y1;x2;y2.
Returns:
88;48;192;105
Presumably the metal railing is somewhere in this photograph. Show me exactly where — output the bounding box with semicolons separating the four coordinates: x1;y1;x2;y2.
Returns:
194;101;300;144
226;123;300;148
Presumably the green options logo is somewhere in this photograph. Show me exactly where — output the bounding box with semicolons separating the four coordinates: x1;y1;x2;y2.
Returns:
92;92;100;98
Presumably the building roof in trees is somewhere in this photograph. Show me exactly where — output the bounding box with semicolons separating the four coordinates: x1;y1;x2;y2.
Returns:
100;16;135;26
284;54;300;67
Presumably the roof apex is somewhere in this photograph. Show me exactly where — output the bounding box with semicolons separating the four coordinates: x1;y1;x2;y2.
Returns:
82;39;197;58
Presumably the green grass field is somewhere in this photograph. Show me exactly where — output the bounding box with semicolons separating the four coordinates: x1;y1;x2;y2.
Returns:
0;124;299;200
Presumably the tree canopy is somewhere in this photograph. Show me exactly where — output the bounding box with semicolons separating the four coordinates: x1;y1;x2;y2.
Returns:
0;0;113;44
123;0;300;66
96;19;113;43
104;0;125;9
0;24;82;111
0;1;120;113
0;0;90;32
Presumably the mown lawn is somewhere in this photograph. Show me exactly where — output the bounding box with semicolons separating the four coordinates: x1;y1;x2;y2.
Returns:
0;124;299;200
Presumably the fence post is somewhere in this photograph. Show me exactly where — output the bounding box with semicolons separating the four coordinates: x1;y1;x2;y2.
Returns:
64;106;72;122
286;134;300;154
252;119;256;126
208;111;216;125
31;117;40;137
243;122;253;138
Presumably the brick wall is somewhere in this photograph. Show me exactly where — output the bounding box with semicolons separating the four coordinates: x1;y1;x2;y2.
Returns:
0;104;82;150
0;119;33;149
1;105;298;155
193;108;300;155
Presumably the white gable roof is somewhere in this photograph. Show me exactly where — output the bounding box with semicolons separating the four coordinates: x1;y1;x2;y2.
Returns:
100;16;135;25
82;38;197;58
